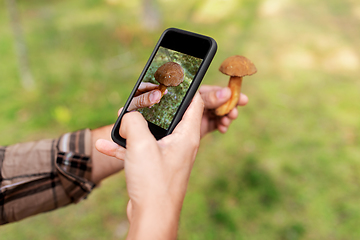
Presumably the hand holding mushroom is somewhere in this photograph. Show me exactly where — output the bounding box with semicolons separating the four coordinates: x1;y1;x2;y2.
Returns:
214;55;257;116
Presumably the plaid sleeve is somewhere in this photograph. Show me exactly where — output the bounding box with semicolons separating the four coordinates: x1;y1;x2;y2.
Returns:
0;129;95;225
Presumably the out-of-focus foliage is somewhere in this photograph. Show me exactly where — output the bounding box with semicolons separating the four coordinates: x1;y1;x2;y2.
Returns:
1;0;360;239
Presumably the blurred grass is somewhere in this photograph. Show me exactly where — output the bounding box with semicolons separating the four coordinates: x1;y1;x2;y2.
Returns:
1;0;360;239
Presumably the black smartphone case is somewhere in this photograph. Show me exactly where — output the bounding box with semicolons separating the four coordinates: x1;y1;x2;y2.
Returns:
111;28;217;147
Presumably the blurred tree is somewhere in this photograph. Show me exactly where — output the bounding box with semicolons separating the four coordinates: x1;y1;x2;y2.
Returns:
141;0;162;31
6;0;35;90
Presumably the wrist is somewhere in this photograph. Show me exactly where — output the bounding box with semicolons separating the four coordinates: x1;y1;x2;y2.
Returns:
91;125;124;184
127;198;181;240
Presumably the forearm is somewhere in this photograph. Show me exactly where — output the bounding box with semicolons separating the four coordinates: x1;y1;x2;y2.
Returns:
0;125;124;225
0;129;95;224
91;125;124;184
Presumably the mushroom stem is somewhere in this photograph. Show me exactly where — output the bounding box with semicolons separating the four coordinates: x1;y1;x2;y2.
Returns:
215;76;243;116
158;84;167;97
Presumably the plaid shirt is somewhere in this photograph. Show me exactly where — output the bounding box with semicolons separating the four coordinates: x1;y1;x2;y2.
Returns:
0;129;95;225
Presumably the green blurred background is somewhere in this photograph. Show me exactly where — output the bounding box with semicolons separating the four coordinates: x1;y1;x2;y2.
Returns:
1;0;359;239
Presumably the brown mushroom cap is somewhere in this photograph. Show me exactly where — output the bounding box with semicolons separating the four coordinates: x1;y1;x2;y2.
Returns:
219;55;257;77
154;62;184;87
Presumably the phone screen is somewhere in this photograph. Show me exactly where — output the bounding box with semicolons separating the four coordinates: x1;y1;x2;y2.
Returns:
127;46;203;130
112;28;217;147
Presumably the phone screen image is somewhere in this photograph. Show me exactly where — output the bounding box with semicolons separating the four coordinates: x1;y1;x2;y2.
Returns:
128;46;203;130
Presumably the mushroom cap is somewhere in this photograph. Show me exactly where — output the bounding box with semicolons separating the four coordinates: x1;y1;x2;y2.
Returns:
154;62;184;87
219;55;257;77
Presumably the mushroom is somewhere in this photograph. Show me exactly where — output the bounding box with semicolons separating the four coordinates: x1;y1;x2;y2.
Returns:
215;55;257;116
154;62;184;96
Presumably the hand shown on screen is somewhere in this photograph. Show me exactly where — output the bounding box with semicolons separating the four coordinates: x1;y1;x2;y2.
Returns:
127;82;168;111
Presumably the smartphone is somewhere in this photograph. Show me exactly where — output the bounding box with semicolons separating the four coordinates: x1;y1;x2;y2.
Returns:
111;28;217;147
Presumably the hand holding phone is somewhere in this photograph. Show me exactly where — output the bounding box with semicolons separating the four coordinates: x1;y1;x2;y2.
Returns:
112;28;217;147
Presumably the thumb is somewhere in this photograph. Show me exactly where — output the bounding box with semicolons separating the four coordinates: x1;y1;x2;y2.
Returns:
172;92;204;139
95;139;125;160
120;111;156;150
201;87;231;109
127;199;133;224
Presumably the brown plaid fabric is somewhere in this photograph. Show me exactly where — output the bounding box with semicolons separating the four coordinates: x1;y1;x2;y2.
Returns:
0;129;95;225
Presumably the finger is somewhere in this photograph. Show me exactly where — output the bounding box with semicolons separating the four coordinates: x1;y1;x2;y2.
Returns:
238;93;249;106
95;139;126;160
120;111;156;150
127;199;133;224
200;87;231;109
199;84;222;93
220;116;232;127
137;82;159;93
118;107;124;117
135;83;167;96
128;90;162;111
217;93;245;118
227;107;238;120
218;124;228;134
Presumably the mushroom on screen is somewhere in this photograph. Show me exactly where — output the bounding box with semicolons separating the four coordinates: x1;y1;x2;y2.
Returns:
154;62;184;97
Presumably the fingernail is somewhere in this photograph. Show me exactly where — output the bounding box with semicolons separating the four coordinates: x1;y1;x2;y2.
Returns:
216;88;230;99
150;90;161;103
